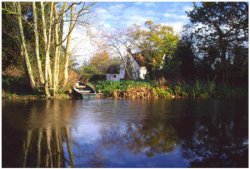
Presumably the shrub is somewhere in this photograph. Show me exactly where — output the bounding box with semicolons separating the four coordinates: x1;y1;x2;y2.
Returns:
96;80;153;97
153;87;172;98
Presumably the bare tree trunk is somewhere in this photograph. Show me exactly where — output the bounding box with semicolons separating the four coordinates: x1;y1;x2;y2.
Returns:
47;3;54;93
16;2;36;90
60;3;66;43
32;2;44;85
40;2;50;96
41;2;54;97
56;3;66;90
53;4;60;95
63;4;75;86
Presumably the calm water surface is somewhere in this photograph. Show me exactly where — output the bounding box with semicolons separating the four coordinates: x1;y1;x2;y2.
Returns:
2;99;248;167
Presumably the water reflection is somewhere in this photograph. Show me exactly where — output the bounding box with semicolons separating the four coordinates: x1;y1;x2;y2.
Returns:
181;116;248;167
3;101;77;167
2;99;248;167
21;126;74;167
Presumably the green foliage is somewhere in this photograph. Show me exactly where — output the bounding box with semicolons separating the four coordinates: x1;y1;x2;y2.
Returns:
2;2;24;70
78;51;121;76
90;50;121;73
95;80;246;98
207;80;216;97
80;65;101;75
215;86;247;98
164;80;246;98
96;80;153;96
175;26;196;80
129;21;179;79
3;76;27;92
153;87;172;98
187;2;248;85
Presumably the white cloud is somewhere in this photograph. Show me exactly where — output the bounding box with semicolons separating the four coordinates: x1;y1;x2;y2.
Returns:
121;6;158;27
164;13;188;20
134;2;157;8
162;22;184;33
95;8;113;20
124;15;156;27
108;3;125;11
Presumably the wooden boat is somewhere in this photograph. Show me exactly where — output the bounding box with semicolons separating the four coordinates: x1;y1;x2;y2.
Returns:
72;81;97;99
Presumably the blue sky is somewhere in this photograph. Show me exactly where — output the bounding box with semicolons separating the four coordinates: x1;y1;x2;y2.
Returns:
71;2;195;63
92;2;193;32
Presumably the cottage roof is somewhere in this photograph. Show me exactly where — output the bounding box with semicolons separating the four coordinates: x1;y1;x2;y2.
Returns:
131;53;146;67
106;64;120;74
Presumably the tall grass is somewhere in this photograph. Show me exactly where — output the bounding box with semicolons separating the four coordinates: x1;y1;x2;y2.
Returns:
95;80;153;96
95;80;247;98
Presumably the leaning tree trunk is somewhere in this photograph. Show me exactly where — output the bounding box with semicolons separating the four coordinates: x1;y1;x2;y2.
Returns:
16;2;36;90
63;4;75;87
32;2;44;85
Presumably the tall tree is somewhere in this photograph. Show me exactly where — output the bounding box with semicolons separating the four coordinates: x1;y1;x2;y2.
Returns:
63;3;75;87
129;21;179;79
16;2;36;89
187;2;248;84
90;50;117;73
53;4;60;95
32;2;44;84
175;25;196;80
3;2;94;97
41;2;54;97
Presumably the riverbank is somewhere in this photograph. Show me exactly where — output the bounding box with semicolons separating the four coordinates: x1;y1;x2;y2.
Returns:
2;76;247;101
2;91;71;101
95;80;247;99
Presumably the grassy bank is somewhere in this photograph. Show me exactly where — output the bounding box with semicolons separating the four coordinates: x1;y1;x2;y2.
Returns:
3;75;247;100
95;80;155;99
2;76;71;101
95;80;247;99
2;91;71;101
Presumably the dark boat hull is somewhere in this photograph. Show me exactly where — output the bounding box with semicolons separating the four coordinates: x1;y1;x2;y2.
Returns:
81;93;97;99
72;82;97;99
72;89;97;99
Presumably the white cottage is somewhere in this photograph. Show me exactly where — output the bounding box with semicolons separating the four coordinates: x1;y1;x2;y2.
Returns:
106;64;126;81
106;52;147;81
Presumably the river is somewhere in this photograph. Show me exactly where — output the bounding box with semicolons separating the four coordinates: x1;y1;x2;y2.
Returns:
2;99;248;167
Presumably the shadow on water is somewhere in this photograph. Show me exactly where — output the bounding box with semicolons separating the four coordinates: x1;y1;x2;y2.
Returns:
2;99;248;167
